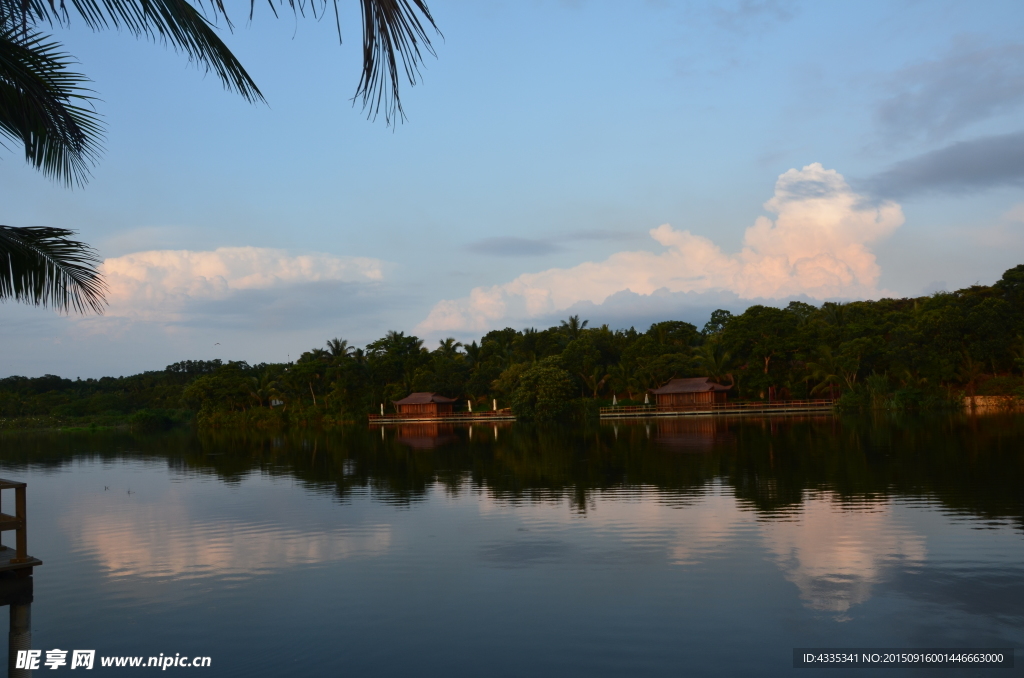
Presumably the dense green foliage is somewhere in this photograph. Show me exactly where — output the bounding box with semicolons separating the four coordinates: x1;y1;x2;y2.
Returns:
3;265;1024;428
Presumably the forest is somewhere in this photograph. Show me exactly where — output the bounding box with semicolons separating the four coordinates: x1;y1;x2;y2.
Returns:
2;265;1023;429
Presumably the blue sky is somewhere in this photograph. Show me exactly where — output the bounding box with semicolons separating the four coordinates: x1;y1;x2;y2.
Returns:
3;0;1024;377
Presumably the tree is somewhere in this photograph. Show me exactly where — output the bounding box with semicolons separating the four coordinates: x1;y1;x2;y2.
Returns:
559;315;589;341
510;358;575;422
702;309;733;336
580;365;608;398
249;371;281;408
692;341;734;386
327;338;353;359
724;305;796;380
435;337;463;359
0;225;105;313
805;345;857;398
606;362;635;400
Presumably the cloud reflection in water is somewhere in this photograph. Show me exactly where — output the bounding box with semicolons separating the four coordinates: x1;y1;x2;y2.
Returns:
65;499;391;581
760;493;927;619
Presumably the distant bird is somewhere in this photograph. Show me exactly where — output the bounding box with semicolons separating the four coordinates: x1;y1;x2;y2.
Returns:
214;342;221;345
127;489;133;495
104;486;109;491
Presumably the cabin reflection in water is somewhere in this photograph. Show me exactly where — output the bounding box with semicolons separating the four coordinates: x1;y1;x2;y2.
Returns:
651;418;735;451
393;423;460;450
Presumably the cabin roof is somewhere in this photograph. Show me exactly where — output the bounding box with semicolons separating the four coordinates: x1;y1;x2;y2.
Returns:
650;377;730;394
393;392;458;405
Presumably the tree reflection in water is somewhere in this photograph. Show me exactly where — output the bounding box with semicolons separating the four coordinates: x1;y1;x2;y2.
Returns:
2;413;1021;527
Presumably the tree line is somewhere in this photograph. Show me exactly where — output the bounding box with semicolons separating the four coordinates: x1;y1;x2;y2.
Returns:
2;264;1023;428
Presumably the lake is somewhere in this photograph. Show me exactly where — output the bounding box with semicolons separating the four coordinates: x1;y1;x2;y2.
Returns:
0;414;1022;676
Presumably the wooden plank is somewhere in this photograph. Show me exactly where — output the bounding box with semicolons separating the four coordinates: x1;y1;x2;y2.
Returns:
0;546;40;573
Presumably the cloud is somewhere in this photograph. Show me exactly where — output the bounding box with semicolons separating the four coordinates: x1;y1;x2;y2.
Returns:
99;247;386;323
465;237;563;257
875;42;1024;143
560;229;646;242
465;230;645;257
713;0;796;32
418;164;903;334
864;131;1024;199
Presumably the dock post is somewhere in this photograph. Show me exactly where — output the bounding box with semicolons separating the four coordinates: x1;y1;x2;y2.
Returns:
13;486;27;563
9;601;30;677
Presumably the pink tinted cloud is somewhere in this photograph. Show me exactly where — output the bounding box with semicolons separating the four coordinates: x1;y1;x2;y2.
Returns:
418;164;903;334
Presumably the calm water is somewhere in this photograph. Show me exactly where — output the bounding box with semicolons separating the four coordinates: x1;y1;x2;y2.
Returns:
0;414;1022;676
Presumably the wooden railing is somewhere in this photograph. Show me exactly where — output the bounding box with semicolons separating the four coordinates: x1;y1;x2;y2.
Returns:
599;399;836;416
369;409;515;421
0;480;29;563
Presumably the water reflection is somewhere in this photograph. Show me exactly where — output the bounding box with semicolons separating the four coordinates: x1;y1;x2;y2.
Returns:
70;511;391;580
57;476;391;582
759;493;927;618
391;423;460;450
3;415;1022;524
651;418;735;452
0;414;1021;622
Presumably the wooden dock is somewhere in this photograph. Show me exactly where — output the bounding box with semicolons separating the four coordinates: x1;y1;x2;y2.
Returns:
599;399;836;419
369;410;516;424
0;480;41;574
0;479;40;678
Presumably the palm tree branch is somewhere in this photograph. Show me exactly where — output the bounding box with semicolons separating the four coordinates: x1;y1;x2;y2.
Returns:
12;0;441;120
7;0;263;103
0;25;102;184
0;224;107;313
356;0;439;123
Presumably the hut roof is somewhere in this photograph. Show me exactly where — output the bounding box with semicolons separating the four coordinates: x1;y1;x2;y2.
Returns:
650;377;731;394
392;392;458;405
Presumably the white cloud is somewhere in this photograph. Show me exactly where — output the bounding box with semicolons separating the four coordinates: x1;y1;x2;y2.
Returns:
99;247;386;321
418;164;904;334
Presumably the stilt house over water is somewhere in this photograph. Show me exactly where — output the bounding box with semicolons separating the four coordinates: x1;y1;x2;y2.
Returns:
392;392;458;417
649;377;731;407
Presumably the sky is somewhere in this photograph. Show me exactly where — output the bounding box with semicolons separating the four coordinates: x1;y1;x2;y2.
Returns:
3;0;1024;378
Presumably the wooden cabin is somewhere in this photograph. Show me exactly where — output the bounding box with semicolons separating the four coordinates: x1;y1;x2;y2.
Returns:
392;392;457;417
649;377;731;407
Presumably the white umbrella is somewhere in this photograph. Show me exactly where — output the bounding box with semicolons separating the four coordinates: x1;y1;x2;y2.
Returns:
612;394;617;406
644;393;649;405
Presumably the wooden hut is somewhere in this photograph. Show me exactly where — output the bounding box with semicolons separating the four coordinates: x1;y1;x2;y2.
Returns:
649;377;731;407
392;392;457;417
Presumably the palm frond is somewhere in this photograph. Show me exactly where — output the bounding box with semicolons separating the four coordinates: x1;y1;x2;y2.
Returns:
8;0;439;122
0;25;102;184
356;0;439;124
0;225;107;314
4;0;263;103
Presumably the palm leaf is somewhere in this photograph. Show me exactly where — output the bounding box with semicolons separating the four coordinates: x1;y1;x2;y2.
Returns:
6;0;439;123
0;25;102;185
5;0;263;103
355;0;438;123
0;225;106;313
